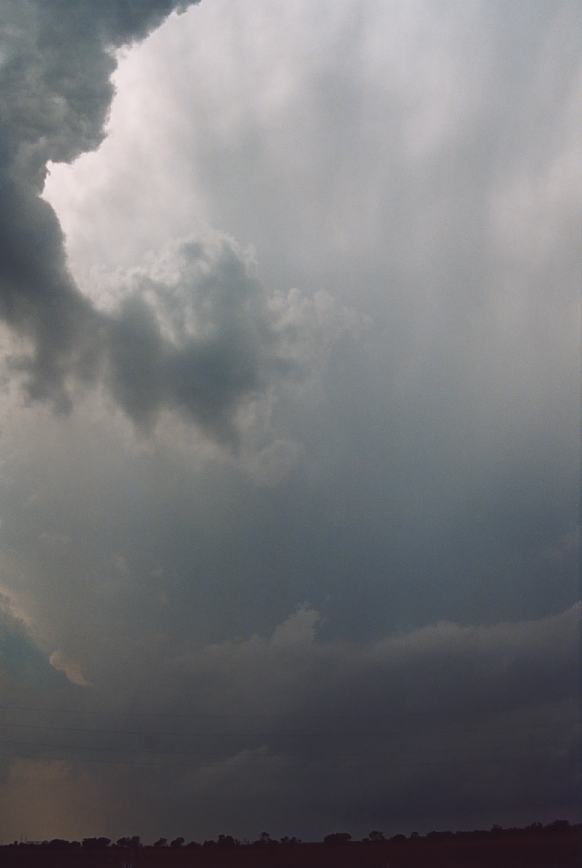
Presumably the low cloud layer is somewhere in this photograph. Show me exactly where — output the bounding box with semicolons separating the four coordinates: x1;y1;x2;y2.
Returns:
0;602;579;840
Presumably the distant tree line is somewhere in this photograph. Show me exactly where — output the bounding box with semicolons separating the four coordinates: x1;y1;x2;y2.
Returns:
1;819;577;850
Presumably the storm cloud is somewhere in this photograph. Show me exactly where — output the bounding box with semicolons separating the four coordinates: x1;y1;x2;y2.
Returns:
0;600;579;840
0;0;298;441
0;0;580;846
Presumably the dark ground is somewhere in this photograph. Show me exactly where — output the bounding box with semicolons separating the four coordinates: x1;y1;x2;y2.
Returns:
1;826;581;868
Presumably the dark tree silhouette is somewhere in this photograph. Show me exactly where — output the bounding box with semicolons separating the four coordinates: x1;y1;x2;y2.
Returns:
117;836;140;848
324;833;352;845
216;835;239;848
82;838;110;849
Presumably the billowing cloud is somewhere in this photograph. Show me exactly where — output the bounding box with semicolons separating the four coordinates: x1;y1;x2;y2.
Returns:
0;0;297;443
105;234;297;442
0;0;194;401
0;0;579;845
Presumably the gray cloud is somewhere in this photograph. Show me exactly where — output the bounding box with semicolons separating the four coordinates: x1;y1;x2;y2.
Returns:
1;0;291;441
0;602;579;840
0;0;579;844
0;589;80;711
106;235;295;442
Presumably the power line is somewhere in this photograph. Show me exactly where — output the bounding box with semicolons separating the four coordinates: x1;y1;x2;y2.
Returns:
0;702;571;726
0;703;328;719
0;734;571;761
0;718;569;740
0;743;566;773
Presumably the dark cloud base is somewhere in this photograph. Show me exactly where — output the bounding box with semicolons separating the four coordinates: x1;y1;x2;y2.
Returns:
0;601;579;841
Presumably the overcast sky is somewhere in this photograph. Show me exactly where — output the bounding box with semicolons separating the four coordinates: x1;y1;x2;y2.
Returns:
0;0;580;843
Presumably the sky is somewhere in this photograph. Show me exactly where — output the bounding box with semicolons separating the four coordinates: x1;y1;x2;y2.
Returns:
0;0;580;844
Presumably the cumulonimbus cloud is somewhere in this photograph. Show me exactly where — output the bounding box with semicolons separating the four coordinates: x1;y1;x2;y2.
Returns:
0;0;301;443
